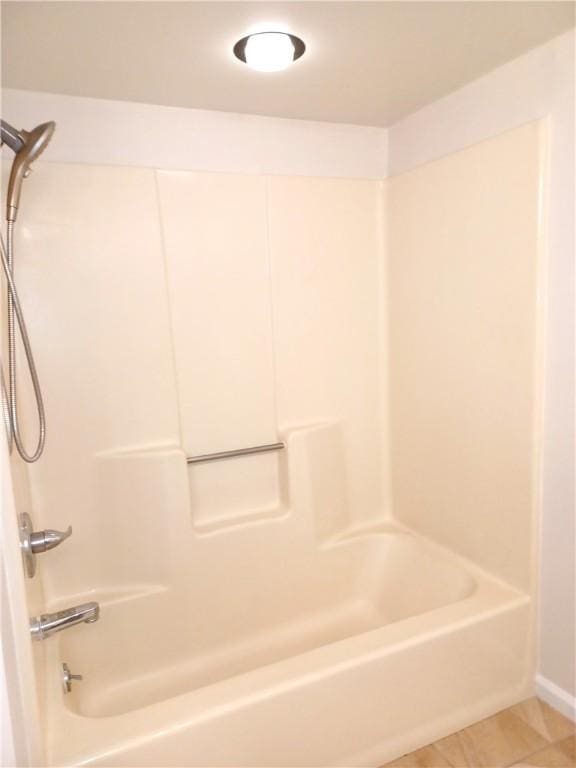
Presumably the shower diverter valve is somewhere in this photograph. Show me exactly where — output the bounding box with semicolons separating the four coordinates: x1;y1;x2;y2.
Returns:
18;512;72;578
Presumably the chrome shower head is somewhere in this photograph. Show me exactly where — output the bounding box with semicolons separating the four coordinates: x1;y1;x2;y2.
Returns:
2;120;55;222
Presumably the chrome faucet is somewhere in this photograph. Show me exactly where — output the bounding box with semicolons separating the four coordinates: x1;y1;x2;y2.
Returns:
30;601;100;641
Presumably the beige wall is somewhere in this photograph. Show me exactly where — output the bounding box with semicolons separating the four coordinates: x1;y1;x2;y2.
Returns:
10;122;543;599
0;437;44;765
388;29;575;709
9;161;385;601
386;122;544;593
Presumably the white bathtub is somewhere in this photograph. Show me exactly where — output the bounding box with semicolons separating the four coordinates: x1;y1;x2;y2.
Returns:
42;527;532;767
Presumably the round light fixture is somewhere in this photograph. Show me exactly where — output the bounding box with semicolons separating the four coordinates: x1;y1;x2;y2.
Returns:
233;32;306;72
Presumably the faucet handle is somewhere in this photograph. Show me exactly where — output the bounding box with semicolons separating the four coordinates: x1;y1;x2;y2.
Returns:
19;513;73;578
30;525;72;553
62;662;83;693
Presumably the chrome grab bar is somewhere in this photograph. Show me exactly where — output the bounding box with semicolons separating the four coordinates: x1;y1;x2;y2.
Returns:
187;441;285;465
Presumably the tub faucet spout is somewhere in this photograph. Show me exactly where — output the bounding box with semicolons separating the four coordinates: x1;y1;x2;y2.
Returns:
30;601;100;641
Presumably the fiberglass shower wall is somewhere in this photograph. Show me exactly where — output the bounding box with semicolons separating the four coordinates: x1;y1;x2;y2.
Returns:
386;121;544;594
6;103;543;629
12;163;386;603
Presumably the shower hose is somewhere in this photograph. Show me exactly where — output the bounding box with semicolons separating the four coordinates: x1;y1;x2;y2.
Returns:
0;221;46;462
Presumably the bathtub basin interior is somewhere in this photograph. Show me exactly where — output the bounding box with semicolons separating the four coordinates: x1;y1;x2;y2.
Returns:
58;530;475;718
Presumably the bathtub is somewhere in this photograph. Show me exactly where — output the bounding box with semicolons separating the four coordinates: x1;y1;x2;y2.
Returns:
42;526;533;767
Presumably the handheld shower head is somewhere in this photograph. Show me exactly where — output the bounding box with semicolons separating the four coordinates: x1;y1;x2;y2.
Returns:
3;120;55;222
0;119;25;153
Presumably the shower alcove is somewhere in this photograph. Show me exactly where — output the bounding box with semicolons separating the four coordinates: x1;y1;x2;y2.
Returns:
5;111;544;767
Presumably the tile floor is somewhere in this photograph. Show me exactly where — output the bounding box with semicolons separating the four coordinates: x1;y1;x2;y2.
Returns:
381;697;575;767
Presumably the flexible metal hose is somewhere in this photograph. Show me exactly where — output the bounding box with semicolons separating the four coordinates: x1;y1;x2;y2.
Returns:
0;223;46;462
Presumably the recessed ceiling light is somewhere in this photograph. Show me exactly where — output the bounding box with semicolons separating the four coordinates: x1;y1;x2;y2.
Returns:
233;32;306;73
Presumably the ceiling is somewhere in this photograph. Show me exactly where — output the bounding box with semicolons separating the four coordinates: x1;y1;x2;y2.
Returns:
1;1;574;127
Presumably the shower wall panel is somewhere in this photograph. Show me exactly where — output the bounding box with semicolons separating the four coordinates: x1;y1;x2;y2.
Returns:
156;172;279;526
267;177;385;523
13;163;386;601
156;172;277;456
13;163;180;600
386;122;544;591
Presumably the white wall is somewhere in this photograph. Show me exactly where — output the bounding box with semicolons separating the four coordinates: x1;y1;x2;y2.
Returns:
388;29;575;712
2;88;388;179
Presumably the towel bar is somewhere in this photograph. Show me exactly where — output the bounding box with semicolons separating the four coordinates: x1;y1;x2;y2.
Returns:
186;442;285;465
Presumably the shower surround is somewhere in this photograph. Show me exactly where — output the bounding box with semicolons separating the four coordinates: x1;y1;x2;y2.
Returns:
7;119;544;766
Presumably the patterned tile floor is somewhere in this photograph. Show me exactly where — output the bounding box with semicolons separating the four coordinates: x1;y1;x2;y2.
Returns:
381;697;575;767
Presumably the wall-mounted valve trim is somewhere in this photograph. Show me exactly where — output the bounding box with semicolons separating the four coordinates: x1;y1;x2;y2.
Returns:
18;512;72;578
62;662;83;693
